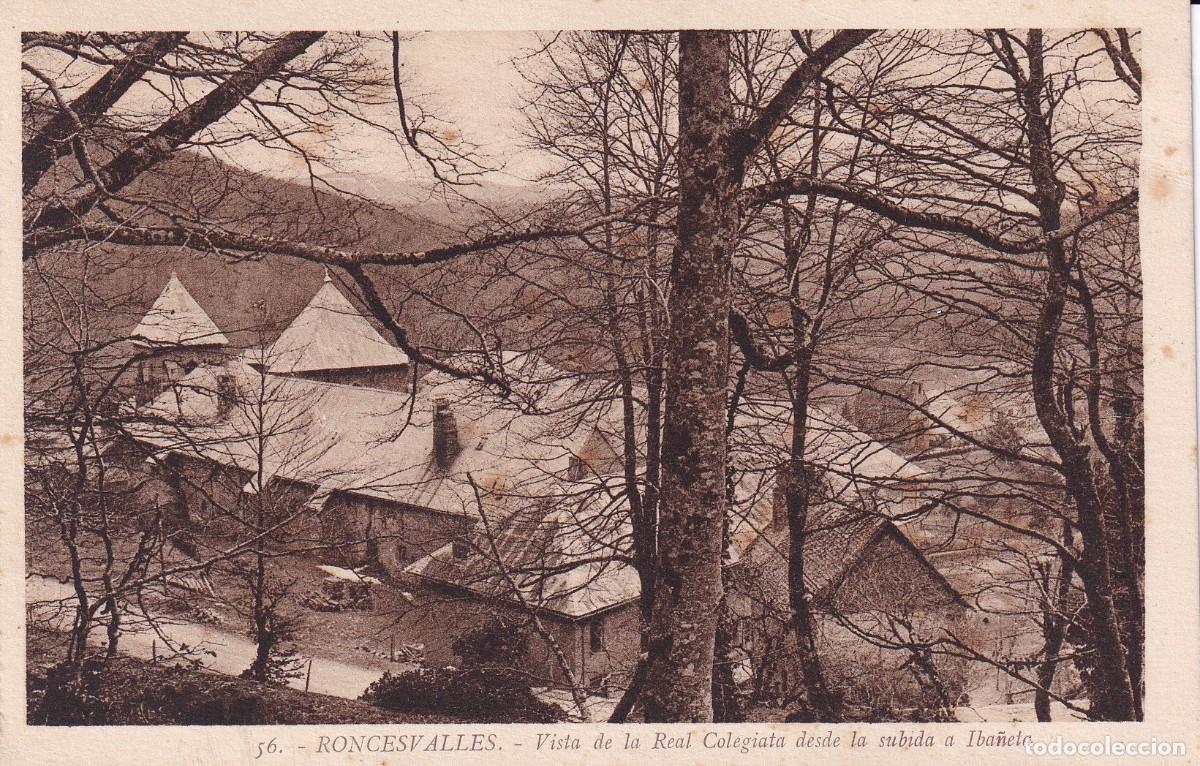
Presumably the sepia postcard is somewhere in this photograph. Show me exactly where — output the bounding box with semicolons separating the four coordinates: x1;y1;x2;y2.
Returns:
2;1;1197;764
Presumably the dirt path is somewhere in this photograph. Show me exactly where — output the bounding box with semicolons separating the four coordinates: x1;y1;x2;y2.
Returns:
26;576;401;700
954;701;1088;722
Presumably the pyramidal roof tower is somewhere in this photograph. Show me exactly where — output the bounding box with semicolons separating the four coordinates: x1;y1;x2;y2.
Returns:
266;269;410;374
131;273;229;348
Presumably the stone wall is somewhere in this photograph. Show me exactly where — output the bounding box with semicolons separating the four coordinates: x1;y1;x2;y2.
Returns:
319;492;473;571
388;582;642;695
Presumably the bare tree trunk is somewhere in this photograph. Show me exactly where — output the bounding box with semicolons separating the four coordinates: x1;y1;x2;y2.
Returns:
1035;526;1075;721
29;31;325;236
642;30;738;723
22;32;187;194
1013;29;1138;721
711;488;743;722
247;554;268;680
711;591;743;722
782;354;840;721
609;657;649;723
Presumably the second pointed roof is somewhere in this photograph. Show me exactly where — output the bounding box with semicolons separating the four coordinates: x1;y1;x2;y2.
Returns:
266;271;410;373
131;274;228;347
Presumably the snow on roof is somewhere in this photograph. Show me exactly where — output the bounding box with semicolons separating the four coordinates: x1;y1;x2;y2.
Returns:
405;478;642;619
741;508;887;601
126;353;609;519
737;508;961;610
130;360;414;494
131;273;228;347
732;396;926;484
316;564;381;584
265;271;409;373
124;358;950;619
726;395;934;559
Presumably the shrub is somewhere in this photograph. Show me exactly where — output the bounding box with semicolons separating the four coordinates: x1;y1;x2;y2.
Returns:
28;654;462;725
28;658;111;725
451;617;530;671
242;610;304;686
360;617;567;722
360;668;567;723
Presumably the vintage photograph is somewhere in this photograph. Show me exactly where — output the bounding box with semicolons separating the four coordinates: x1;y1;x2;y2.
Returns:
22;29;1144;726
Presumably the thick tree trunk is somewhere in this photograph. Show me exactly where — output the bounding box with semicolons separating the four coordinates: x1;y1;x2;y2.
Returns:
1017;29;1138;721
30;31;325;235
782;354;840;721
641;30;738;723
23;33;187;194
1035;526;1075;721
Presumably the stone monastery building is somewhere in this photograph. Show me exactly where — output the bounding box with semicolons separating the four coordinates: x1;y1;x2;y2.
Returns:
119;272;967;697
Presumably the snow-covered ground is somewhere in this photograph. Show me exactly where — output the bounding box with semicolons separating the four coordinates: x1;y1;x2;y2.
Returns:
955;701;1089;722
26;575;407;700
30;575;1086;723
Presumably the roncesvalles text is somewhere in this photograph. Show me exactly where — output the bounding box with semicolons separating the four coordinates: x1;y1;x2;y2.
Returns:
314;733;498;754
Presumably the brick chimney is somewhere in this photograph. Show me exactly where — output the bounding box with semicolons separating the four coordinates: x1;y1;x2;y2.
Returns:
432;397;461;468
215;371;237;420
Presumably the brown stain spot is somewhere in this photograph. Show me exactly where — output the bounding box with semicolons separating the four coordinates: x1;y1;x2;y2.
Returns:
1165;146;1178;157
1191;445;1197;464
438;128;461;144
1151;116;1160;124
1161;344;1175;359
1151;175;1170;201
0;433;17;447
960;395;989;424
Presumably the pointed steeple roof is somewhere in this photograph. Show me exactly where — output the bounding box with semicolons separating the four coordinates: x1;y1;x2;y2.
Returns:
131;273;228;347
266;273;409;374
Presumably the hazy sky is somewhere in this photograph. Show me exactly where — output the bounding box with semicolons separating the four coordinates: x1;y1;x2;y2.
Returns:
225;32;553;194
402;31;541;170
21;31;554;201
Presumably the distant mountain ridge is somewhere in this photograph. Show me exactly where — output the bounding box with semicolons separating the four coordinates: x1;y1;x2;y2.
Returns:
26;137;550;354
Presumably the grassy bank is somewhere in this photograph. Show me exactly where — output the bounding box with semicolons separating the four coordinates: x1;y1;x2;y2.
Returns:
27;628;462;726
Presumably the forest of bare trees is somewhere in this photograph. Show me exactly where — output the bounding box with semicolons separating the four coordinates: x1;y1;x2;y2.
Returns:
24;29;1143;724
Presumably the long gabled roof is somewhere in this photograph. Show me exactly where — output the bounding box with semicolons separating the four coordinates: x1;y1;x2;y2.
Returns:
404;479;642;620
125;351;612;518
737;508;964;612
265;271;409;374
131;274;228;347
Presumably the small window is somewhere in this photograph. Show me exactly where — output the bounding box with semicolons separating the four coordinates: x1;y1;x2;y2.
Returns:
452;541;470;560
567;456;586;482
395;543;408;563
589;616;604;653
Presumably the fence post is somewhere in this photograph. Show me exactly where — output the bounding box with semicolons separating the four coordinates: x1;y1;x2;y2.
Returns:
152;640;157;663
390;635;395;663
305;659;313;692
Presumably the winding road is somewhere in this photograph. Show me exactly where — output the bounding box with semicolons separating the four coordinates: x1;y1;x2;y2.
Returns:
27;575;396;700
